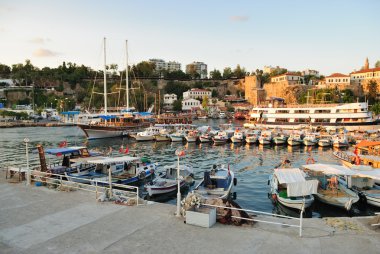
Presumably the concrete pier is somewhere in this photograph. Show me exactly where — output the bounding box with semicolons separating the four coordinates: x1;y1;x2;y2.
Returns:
0;177;379;254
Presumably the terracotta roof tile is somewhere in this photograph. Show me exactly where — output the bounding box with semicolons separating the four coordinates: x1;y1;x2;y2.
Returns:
326;73;349;78
351;67;380;75
356;140;380;148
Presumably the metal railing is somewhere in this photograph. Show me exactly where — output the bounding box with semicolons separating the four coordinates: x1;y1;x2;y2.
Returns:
202;203;304;237
29;170;140;205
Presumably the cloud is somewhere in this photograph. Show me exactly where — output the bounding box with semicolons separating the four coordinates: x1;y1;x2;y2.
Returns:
29;37;51;44
230;15;249;22
33;48;58;57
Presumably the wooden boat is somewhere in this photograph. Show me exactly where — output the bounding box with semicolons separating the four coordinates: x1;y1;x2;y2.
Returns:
333;134;349;148
273;133;288;145
287;133;304;146
269;168;317;210
66;156;156;186
185;130;199;143
194;164;236;199
199;133;213;143
145;164;194;196
301;163;359;211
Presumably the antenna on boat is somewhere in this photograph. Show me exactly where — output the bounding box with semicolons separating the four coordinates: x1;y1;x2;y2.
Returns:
125;40;129;111
103;37;108;115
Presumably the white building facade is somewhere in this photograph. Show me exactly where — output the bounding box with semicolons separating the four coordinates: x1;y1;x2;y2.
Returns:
186;62;208;79
163;93;177;106
183;89;212;100
270;73;304;84
182;98;201;111
149;59;181;73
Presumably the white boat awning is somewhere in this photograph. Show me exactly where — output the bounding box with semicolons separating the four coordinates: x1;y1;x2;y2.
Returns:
274;168;306;184
302;163;356;175
86;156;140;165
287;180;319;197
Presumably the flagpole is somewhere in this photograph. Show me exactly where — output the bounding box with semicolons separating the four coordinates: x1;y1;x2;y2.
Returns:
176;154;181;217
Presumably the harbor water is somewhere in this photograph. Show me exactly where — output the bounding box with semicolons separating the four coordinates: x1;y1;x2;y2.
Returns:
1;119;379;218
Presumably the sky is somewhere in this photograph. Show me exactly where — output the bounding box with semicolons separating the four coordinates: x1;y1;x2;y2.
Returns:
1;0;379;76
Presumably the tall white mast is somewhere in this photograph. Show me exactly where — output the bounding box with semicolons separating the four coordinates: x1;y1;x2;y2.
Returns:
103;37;108;114
125;40;129;111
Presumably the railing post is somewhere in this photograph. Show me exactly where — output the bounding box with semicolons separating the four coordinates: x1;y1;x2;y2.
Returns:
95;180;98;201
299;203;304;237
24;138;31;186
136;187;139;206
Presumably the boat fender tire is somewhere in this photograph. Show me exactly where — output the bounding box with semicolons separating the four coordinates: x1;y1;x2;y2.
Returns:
233;178;237;186
138;171;146;180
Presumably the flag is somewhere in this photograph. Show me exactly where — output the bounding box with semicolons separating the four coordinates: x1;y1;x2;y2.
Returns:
119;145;124;153
59;140;67;148
175;149;185;157
124;147;129;154
354;147;358;155
56;152;62;157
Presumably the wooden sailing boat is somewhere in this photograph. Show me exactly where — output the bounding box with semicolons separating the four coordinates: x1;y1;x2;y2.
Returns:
78;39;150;139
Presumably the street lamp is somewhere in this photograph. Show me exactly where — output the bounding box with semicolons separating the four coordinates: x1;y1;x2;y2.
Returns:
175;149;185;217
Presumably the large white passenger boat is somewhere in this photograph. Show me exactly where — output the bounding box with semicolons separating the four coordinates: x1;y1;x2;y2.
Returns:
244;102;379;131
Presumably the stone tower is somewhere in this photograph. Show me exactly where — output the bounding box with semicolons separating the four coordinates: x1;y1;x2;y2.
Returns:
364;57;369;70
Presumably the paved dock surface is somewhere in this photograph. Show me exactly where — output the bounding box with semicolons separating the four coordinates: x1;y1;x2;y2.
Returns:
0;178;379;254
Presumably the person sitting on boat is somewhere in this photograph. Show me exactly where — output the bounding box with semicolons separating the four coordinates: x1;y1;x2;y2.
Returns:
210;165;218;175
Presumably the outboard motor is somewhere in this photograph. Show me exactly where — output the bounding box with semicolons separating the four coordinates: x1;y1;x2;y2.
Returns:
357;192;367;211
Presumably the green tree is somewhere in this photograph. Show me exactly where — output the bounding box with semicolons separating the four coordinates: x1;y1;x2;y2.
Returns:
342;89;355;103
222;67;233;79
210;69;222;79
202;96;209;109
375;61;380;68
172;99;182;111
0;64;11;78
164;81;190;99
187;64;200;79
371;102;380;115
233;64;246;78
211;89;218;98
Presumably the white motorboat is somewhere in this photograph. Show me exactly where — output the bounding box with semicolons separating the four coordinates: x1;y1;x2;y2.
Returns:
333;135;349;148
230;129;245;143
273;133;288;145
185;130;199;143
318;134;333;147
338;175;380;208
287;133;304;146
154;128;171;142
269;168;317;210
302;163;360;211
194;164;236;199
145;164;194;197
170;130;185;142
303;133;319;146
199;133;213;143
245;130;261;144
135;126;162;141
219;112;226;119
213;131;229;145
258;130;272;145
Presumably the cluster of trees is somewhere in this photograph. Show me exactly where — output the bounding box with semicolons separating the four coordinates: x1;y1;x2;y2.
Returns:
0;110;29;120
298;88;356;104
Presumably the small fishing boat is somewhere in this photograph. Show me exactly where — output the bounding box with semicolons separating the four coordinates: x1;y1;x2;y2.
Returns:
333;134;349;148
303;133;319;146
213;131;229;145
135;126;162;141
154;128;172;142
194;164;236;199
145;164;194;197
269;168;317;210
301;163;360;211
245;130;261;144
258;130;272;145
199;133;213;143
185;130;199;143
273;133;288;145
287;133;304;146
66;156;156;186
318;134;333;147
170;131;185;142
230;129;245;143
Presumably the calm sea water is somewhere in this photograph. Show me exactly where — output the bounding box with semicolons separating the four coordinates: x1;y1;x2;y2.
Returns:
1;119;379;218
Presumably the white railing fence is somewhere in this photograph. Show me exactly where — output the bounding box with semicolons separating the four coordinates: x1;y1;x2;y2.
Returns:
29;169;140;205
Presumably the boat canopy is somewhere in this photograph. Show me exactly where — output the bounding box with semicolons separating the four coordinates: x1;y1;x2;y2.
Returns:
86;156;140;165
99;115;118;120
287;180;318;197
45;146;86;155
274;168;306;184
302;163;356;175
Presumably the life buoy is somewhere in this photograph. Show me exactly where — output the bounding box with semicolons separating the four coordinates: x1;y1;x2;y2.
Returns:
306;157;315;164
